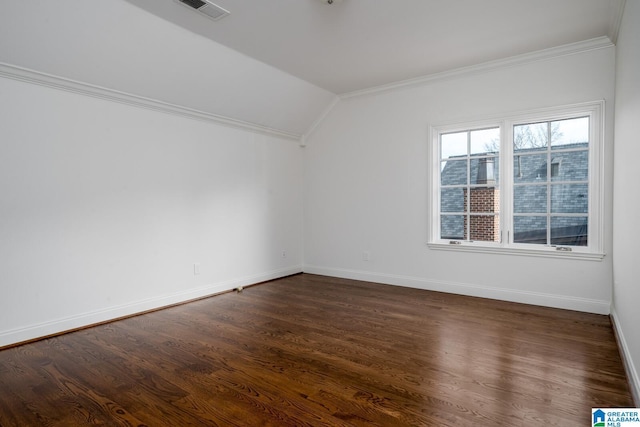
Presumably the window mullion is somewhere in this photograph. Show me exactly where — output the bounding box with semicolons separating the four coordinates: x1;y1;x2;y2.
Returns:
466;131;471;241
547;124;552;246
502;122;512;246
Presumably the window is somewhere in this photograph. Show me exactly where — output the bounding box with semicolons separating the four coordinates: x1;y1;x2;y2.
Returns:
550;158;561;178
429;102;604;259
439;127;501;242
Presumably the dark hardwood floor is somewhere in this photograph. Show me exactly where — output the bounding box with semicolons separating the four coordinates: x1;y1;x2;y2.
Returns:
0;274;633;426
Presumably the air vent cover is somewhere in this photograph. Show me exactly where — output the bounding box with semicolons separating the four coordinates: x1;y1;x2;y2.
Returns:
176;0;230;21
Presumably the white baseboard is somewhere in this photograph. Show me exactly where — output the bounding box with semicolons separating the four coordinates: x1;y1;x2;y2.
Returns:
303;265;611;315
0;266;302;348
611;306;640;406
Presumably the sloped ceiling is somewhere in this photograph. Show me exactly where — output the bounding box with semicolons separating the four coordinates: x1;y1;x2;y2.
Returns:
0;0;335;137
126;0;624;94
0;0;624;137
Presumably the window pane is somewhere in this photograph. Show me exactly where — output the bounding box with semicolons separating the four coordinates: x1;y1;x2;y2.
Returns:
514;122;548;151
441;215;464;240
469;215;500;242
513;154;547;182
550;151;588;182
441;159;467;185
470;128;499;156
441;188;465;213
551;217;588;246
551;117;589;149
514;185;547;213
441;132;467;159
551;184;588;214
514;216;547;244
471;157;499;185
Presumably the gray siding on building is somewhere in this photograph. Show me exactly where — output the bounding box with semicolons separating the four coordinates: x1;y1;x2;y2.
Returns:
440;143;588;244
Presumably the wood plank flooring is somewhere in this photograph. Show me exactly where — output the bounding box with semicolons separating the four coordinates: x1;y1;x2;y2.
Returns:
0;274;633;426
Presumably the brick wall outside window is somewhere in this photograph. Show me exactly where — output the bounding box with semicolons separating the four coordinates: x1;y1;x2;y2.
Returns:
463;187;500;242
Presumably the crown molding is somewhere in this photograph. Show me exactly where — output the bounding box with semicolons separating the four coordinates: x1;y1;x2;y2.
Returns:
300;95;340;147
608;0;626;45
0;62;302;142
340;36;615;100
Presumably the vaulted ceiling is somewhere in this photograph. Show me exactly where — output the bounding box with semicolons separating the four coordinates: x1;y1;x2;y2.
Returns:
126;0;624;94
1;1;625;137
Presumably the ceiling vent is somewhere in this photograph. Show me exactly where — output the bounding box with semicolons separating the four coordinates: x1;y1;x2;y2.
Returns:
176;0;230;21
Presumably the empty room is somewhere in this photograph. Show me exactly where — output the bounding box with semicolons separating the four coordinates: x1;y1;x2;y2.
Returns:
1;0;639;425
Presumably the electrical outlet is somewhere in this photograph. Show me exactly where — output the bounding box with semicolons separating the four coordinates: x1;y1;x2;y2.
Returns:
193;263;201;275
363;251;370;261
282;250;286;258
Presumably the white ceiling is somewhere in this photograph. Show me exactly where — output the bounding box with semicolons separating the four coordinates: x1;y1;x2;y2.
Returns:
125;0;624;94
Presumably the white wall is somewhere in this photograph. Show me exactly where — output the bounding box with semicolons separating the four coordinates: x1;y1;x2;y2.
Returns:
612;0;640;404
304;45;616;314
0;75;303;347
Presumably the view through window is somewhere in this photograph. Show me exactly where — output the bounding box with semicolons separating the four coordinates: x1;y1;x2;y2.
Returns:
430;102;603;256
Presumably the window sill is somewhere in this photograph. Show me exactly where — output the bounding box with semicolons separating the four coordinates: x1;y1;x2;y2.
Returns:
427;242;605;261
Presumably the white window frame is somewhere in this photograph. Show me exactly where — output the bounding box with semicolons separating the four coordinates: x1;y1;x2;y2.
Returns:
428;101;605;260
